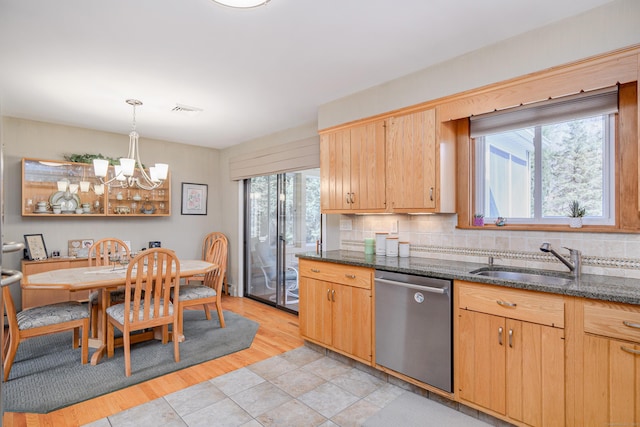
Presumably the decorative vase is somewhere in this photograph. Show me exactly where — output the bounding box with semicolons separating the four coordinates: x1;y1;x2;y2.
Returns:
569;217;583;228
473;216;484;227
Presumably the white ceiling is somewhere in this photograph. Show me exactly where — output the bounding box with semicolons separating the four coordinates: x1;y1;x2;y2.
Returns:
0;0;613;149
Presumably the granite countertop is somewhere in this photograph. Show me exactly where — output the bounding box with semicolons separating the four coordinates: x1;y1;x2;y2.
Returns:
296;250;640;306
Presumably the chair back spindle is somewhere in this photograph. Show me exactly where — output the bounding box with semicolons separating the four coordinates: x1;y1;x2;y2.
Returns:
88;238;130;266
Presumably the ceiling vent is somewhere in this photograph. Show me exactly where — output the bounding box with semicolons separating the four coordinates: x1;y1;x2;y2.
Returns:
171;103;203;114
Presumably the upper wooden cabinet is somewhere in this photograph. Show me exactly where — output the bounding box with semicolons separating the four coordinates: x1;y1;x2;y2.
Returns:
22;158;171;217
320;120;386;213
387;108;456;213
319;108;456;214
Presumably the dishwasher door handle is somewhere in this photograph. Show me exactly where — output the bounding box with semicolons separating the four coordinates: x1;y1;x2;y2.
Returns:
375;278;446;294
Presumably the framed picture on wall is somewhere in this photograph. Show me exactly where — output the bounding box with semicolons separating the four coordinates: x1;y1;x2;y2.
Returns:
181;182;208;215
24;234;48;260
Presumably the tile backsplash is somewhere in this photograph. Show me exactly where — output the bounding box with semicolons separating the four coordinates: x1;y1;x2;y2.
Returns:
338;214;640;279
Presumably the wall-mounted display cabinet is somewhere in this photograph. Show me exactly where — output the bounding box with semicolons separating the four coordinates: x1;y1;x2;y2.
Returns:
22;158;171;217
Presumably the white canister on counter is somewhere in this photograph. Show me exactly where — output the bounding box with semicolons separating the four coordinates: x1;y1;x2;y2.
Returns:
399;242;410;258
375;233;388;255
386;237;399;257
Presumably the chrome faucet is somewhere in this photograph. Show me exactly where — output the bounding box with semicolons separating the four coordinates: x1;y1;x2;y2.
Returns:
540;243;581;278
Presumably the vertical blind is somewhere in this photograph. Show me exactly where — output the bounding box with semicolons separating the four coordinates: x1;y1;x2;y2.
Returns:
470;86;618;138
228;135;320;181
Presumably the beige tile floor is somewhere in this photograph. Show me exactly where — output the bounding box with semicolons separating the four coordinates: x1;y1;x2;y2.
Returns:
83;346;499;427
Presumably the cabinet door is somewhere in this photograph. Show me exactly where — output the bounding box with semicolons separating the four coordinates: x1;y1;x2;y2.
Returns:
299;277;332;346
331;282;372;362
320;129;351;211
459;311;565;425
458;310;506;415
505;319;565;427
387;109;436;210
583;335;640;425
349;120;386;211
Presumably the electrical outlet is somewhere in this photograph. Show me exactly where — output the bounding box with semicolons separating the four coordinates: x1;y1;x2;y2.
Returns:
390;220;398;233
340;219;353;231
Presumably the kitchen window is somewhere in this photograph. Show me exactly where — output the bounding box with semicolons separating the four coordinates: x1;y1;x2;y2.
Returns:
471;87;617;226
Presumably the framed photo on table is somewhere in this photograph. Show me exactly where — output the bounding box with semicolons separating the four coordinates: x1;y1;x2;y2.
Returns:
24;234;48;260
181;182;208;215
68;238;93;258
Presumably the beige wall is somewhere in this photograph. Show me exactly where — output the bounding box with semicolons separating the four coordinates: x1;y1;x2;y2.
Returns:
1;117;220;307
318;0;640;129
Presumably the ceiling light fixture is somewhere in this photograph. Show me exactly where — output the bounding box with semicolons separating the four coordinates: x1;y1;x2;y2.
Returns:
211;0;270;9
93;99;169;190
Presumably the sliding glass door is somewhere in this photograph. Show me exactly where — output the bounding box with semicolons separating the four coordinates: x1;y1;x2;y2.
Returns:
244;169;320;313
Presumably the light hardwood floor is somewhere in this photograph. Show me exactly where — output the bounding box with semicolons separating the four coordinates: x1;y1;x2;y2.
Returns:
3;297;303;427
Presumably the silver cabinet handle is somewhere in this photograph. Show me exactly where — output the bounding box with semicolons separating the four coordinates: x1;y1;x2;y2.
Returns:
311;268;320;273
326;289;331;301
345;193;351;204
429;187;434;201
1;269;23;287
350;193;355;204
623;320;640;330
621;346;640;356
345;274;356;279
331;289;335;302
508;329;513;348
496;300;517;308
498;327;503;346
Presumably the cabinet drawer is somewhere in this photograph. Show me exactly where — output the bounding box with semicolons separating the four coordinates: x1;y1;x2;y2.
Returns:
299;259;372;289
583;299;640;343
457;281;564;328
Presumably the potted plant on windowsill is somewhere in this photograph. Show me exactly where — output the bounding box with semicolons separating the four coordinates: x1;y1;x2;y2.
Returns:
568;200;586;228
473;214;484;227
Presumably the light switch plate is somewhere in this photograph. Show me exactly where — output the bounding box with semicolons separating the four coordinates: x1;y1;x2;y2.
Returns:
340;219;353;231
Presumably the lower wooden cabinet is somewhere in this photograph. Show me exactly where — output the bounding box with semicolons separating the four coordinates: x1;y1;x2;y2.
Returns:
582;335;640;424
458;310;565;426
21;258;90;309
298;259;373;364
578;299;640;425
296;264;640;426
456;281;565;426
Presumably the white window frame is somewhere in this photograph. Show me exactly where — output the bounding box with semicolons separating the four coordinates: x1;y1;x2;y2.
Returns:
473;113;616;226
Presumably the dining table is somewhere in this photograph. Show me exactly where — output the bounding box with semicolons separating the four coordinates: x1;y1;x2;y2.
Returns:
21;259;217;365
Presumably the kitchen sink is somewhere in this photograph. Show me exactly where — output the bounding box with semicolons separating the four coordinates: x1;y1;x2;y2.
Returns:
469;267;575;286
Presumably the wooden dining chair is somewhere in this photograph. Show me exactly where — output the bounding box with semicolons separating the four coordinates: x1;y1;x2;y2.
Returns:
186;232;228;294
106;248;181;377
2;286;89;381
174;236;227;336
87;238;131;338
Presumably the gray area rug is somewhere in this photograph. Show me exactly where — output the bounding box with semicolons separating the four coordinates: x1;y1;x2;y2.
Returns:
364;391;490;427
3;310;258;414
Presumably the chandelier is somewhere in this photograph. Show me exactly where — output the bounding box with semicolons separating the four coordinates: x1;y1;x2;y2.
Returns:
211;0;270;8
93;99;168;190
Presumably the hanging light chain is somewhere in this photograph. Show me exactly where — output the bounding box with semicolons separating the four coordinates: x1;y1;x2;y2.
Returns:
93;99;168;190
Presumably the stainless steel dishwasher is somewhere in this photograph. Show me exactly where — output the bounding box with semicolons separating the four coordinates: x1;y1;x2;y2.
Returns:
375;270;452;393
